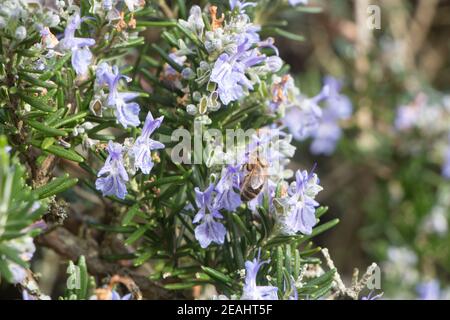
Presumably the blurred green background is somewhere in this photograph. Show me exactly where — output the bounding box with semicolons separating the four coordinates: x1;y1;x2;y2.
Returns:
279;0;450;299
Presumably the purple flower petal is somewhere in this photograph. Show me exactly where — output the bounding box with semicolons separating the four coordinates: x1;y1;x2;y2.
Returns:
130;112;165;174
95;142;128;199
194;215;226;248
242;254;278;300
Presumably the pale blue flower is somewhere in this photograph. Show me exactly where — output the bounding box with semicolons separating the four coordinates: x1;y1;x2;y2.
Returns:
96;63;131;104
283;85;329;141
395;105;419;131
60;14;95;76
9;263;27;284
95;141;129;199
265;56;283;73
284;194;318;235
323;76;353;120
417;280;440;300
282;169;322;235
257;37;279;56
394;94;427;131
309;77;352;155
283;100;323;141
239;24;261;48
111;291;132;300
249;126;295;165
113;92;141;128
241;252;278;300
72;47;94;76
195;214;227;249
193;184;226;248
310;121;342;155
210;39;265;105
95;62;141;128
6;236;35;284
131;112;165;174
215;165;242;211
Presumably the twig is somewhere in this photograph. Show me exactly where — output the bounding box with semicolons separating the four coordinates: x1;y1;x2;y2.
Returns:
19;270;51;300
322;248;379;300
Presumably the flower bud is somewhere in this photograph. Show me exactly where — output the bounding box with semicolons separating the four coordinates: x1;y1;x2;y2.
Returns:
186;104;197;115
266;56;283;73
15;26;27;41
181;67;195;80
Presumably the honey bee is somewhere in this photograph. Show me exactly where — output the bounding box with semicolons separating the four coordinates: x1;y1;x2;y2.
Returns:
240;154;269;202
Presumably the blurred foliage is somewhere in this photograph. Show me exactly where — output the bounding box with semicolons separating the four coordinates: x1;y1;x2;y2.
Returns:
286;0;450;298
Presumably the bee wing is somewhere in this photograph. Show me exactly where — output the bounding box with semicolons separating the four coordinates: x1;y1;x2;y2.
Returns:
250;167;266;190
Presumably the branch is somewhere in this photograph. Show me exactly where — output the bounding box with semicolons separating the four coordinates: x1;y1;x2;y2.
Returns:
37;227;181;299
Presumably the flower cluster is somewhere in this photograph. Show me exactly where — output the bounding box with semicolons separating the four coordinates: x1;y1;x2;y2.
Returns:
175;2;283;114
95;111;165;199
0;1;61;41
281;76;352;155
173;2;328;255
394;93;450;179
0;1;63;72
382;246;450;299
2;208;46;286
187;130;321;248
